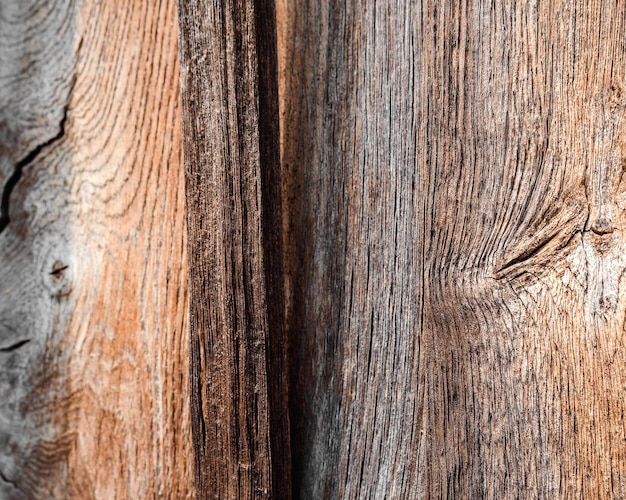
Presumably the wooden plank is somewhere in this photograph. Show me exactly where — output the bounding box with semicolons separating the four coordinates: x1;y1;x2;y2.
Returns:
0;0;192;497
277;0;626;497
177;0;291;498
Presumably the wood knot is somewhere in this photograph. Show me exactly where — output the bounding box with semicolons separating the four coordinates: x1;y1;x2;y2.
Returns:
588;227;615;255
43;258;71;297
609;83;625;106
590;219;614;235
50;260;69;280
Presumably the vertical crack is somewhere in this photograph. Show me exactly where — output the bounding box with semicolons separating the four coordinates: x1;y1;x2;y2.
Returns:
0;105;70;235
0;34;81;236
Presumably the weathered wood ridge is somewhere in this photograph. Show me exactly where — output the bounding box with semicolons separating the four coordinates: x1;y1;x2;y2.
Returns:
177;0;290;498
0;0;192;497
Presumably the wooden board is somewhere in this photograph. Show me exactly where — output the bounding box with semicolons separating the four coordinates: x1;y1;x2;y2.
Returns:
177;0;291;498
0;0;192;497
277;0;626;497
4;1;626;498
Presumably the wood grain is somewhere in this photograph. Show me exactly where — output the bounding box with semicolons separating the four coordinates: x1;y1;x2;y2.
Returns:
0;0;192;497
278;0;626;497
177;0;291;498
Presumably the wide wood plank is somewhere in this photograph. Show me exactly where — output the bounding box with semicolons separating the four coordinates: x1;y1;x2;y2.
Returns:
0;0;192;497
277;1;626;497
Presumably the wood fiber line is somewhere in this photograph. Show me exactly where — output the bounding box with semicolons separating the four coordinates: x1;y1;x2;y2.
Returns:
278;0;626;498
177;0;290;498
0;0;192;497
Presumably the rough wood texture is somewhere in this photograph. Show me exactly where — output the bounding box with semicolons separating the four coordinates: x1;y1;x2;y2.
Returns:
0;0;192;497
177;0;291;498
278;1;626;497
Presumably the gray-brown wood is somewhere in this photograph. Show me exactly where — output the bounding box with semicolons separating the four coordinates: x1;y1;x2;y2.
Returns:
0;0;192;497
278;0;626;497
177;0;290;498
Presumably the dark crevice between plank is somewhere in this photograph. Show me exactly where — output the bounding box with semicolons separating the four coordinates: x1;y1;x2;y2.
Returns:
254;1;292;497
0;339;31;353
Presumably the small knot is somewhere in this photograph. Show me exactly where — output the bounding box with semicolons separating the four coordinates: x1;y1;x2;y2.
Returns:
50;260;69;279
590;219;614;235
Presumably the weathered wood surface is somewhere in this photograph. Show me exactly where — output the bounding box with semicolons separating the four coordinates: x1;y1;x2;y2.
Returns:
0;0;192;498
278;0;626;497
177;0;291;498
4;0;626;498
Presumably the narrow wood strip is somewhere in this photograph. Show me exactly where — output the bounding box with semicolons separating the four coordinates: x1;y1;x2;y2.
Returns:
177;1;290;497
